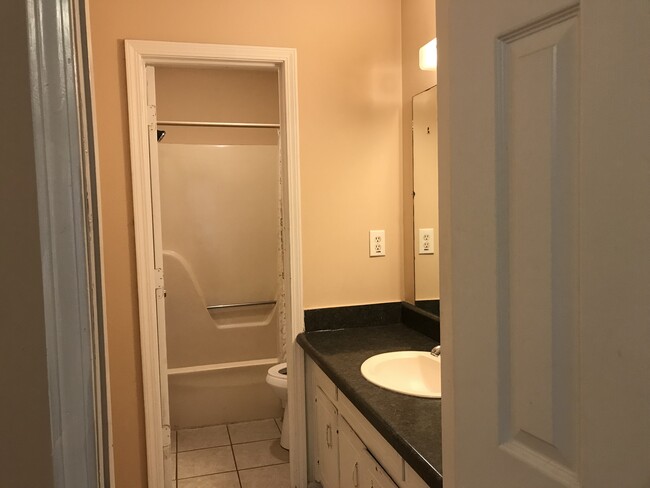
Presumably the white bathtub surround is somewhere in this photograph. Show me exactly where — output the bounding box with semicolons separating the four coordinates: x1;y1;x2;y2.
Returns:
158;144;280;319
168;362;282;428
159;144;286;428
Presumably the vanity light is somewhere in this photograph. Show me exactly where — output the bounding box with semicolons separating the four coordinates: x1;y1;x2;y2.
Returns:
419;38;437;71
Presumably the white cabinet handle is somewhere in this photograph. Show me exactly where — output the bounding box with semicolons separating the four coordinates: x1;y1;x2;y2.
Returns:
326;424;332;448
353;461;359;487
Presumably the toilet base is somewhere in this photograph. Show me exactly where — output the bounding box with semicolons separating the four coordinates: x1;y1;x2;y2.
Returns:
280;403;290;449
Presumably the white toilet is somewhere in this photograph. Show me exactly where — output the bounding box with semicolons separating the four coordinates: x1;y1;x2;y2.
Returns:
266;363;289;449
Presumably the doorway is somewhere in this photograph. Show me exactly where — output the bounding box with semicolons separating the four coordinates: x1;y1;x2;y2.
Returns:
124;41;306;488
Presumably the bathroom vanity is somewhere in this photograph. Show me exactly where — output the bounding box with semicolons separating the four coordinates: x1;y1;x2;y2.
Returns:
298;323;442;488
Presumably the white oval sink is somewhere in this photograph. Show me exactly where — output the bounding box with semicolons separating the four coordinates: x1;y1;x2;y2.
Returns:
360;351;441;398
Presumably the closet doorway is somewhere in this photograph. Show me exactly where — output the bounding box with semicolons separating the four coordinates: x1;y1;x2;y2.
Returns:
125;41;305;488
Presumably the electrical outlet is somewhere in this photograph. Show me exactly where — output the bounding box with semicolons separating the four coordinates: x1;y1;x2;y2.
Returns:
419;228;434;254
369;230;386;257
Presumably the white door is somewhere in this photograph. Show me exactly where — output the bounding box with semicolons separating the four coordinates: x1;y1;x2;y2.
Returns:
438;1;650;487
145;66;173;488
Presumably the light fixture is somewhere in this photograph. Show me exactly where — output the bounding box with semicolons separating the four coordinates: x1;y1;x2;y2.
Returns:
419;38;437;71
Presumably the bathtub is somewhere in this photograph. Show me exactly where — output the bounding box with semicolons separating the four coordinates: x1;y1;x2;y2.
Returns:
163;250;283;429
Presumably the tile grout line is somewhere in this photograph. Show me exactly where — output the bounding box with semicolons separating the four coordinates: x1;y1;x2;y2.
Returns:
231;435;282;446
175;443;235;453
226;423;243;488
237;461;291;472
174;470;239;482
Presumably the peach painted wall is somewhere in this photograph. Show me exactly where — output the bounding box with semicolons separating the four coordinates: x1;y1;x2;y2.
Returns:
401;0;437;303
87;1;402;484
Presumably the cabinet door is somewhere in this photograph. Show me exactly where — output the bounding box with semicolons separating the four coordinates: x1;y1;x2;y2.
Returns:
315;387;339;488
367;453;398;488
339;418;372;488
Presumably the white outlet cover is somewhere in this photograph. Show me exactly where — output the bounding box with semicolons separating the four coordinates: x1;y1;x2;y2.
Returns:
369;230;386;257
419;228;434;254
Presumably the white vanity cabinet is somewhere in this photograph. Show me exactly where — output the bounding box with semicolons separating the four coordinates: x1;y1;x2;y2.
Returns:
306;357;430;488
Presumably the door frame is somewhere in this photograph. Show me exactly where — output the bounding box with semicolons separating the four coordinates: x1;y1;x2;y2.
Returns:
124;40;306;487
24;0;112;485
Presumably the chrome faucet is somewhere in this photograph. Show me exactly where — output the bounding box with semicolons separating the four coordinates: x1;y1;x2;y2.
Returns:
431;345;441;357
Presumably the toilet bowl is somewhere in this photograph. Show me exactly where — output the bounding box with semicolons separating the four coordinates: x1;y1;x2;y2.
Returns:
266;362;289;449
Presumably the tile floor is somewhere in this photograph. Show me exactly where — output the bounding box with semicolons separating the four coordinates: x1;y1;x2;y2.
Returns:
171;418;289;488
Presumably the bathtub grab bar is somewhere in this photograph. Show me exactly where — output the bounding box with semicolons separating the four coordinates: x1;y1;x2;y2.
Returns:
207;300;276;310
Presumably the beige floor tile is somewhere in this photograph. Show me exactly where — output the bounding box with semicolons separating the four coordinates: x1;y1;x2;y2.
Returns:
177;446;236;479
232;439;289;470
178;425;230;451
239;463;290;488
228;419;280;444
177;471;240;488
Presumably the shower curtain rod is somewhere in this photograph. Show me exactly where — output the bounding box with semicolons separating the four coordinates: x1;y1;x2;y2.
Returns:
157;120;280;129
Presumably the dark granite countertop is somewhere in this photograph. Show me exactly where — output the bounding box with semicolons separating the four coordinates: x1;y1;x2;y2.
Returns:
297;324;442;487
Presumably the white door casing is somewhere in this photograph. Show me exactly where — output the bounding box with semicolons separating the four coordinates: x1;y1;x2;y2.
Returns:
144;66;173;487
438;1;650;487
125;41;305;488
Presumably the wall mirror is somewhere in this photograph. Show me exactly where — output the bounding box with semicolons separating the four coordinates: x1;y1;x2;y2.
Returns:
412;86;439;316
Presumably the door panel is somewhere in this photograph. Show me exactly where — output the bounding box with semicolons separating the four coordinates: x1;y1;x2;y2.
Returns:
496;6;580;475
439;0;650;487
